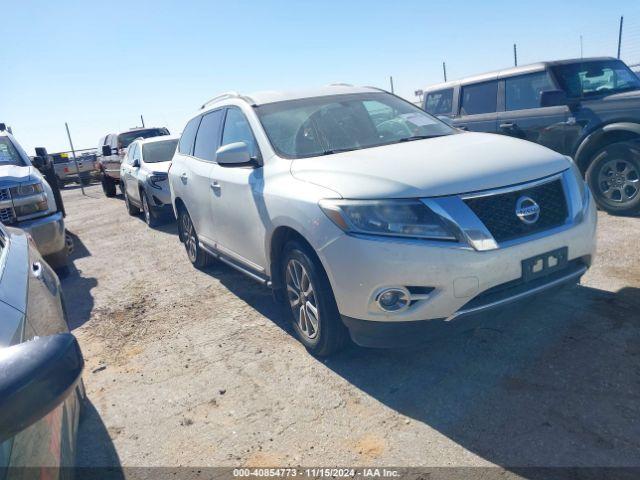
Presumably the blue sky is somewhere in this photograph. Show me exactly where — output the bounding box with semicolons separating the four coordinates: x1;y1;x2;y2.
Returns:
2;0;639;154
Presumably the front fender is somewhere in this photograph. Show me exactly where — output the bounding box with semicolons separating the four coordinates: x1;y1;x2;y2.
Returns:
575;122;640;170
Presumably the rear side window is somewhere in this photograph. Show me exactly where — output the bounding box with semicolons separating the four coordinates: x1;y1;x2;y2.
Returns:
424;89;453;115
178;117;201;155
505;72;555;111
460;81;498;115
193;109;224;161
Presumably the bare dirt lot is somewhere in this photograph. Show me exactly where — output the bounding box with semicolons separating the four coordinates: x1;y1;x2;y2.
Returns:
60;184;640;469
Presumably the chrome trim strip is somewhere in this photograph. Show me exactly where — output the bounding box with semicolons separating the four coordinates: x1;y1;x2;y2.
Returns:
424;197;498;251
460;171;565;200
446;265;587;321
215;243;265;273
199;241;271;286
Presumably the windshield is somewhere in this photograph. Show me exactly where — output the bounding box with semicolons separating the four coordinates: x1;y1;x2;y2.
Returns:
255;92;455;159
0;137;26;167
551;60;640;98
118;128;169;149
142;139;178;163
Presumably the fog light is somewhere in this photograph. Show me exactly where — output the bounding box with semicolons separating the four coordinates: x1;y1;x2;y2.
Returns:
376;288;410;312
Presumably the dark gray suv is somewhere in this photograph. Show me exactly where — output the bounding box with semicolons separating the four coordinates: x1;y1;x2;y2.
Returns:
423;57;640;214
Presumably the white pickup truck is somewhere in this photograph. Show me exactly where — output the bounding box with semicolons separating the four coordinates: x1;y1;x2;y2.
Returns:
0;127;68;271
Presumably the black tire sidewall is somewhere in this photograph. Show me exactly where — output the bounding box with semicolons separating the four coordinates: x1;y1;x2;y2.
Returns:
586;141;640;215
101;174;116;197
281;241;346;356
179;209;208;268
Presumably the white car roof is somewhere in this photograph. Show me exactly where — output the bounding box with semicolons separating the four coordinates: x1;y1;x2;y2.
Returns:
199;84;385;113
248;85;382;105
135;135;179;145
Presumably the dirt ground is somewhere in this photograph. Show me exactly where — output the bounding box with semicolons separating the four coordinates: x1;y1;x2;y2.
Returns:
59;184;640;469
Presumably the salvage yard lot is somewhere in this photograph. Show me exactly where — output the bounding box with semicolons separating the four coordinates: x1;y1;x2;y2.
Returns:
61;184;640;468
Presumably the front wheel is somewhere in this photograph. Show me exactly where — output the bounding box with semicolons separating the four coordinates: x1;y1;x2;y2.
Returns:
142;191;161;228
281;240;348;357
586;141;640;215
178;208;210;268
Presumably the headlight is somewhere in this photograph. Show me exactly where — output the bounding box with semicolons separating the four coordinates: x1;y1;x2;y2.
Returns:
149;173;168;189
10;182;44;197
319;199;457;240
567;157;589;206
10;182;49;219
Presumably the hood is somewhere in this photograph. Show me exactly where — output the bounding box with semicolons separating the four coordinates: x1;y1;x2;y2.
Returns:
0;165;34;187
290;132;570;199
597;89;640;101
148;161;171;174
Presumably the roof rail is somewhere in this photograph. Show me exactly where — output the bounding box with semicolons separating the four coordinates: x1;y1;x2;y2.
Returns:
200;91;256;110
326;82;354;87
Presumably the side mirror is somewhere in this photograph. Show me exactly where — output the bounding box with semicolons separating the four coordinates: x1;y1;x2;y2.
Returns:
132;158;140;168
540;89;569;107
32;156;47;170
35;147;48;158
101;145;112;156
215;142;255;167
0;334;84;444
437;115;455;127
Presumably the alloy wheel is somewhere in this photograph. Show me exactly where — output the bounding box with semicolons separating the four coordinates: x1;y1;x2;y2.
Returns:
285;259;319;340
143;195;150;224
182;212;198;262
598;158;639;203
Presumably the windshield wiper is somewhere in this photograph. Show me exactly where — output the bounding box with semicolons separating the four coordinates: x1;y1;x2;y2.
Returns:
320;147;358;155
396;134;445;143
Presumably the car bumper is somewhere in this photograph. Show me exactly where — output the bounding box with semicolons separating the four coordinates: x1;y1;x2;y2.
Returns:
318;195;597;344
18;212;66;257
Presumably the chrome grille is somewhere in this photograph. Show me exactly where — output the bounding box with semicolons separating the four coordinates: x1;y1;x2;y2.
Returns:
464;178;569;243
0;188;15;224
0;208;14;224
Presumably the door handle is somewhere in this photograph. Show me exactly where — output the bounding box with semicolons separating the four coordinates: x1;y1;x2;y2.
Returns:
31;261;43;279
500;122;517;130
180;172;188;183
457;125;469;131
210;181;221;192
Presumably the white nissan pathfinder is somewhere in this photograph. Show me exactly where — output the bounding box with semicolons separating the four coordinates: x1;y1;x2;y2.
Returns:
169;85;597;356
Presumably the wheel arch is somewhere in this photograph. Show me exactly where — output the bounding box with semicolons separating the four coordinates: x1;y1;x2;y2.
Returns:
575;122;640;173
268;225;327;293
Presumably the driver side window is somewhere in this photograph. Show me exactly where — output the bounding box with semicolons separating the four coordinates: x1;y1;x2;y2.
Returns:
221;108;260;159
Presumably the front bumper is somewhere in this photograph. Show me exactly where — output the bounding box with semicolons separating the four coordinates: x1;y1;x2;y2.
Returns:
18;211;66;257
318;191;597;344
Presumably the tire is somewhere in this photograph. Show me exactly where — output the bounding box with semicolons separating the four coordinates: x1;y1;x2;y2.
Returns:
280;240;348;357
123;187;140;215
101;174;116;197
46;248;69;278
141;190;161;228
178;208;210;269
586;141;640;215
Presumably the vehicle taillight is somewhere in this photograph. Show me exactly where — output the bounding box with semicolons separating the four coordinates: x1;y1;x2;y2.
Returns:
64;167;69;173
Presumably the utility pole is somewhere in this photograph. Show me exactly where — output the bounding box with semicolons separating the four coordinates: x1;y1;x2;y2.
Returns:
389;76;394;94
140;115;145;128
617;16;624;59
442;61;447;82
64;122;86;196
513;43;518;67
580;35;583;58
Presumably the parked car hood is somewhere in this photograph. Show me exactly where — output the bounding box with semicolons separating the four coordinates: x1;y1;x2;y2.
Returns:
290;132;570;199
0;165;34;187
147;161;171;174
